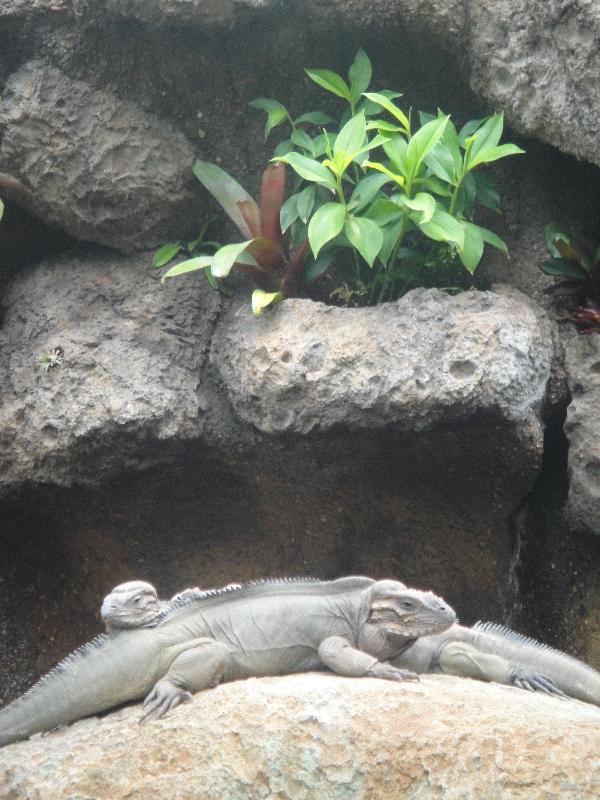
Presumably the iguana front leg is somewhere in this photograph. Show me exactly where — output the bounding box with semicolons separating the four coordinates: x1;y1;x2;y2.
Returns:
141;638;231;722
438;641;566;696
318;636;419;682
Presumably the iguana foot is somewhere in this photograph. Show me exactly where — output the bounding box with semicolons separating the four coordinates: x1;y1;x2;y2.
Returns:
511;668;567;698
139;680;193;724
367;662;420;682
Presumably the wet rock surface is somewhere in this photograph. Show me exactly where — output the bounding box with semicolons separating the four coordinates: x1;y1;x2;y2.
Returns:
1;674;598;799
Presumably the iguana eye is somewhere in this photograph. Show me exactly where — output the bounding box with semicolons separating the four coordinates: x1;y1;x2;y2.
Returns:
133;596;142;605
401;600;414;609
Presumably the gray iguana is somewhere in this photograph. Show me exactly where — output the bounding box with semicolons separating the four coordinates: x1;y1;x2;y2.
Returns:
101;581;600;709
0;576;455;747
392;621;600;707
99;580;240;630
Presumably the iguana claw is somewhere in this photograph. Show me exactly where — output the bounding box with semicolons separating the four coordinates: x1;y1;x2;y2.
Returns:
139;680;193;724
512;669;567;698
368;662;420;682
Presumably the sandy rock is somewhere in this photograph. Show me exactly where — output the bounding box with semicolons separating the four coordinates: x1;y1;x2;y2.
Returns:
0;673;598;799
212;287;553;436
0;61;197;252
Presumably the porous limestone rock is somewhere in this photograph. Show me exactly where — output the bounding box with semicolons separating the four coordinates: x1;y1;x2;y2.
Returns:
564;334;600;536
212;287;554;437
0;673;598;799
0;249;223;492
0;61;197;252
469;1;600;167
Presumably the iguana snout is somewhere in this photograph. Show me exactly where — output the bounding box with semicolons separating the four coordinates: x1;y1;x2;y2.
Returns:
368;582;456;637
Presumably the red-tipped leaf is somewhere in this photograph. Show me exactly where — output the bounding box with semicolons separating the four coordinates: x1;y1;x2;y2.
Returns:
259;163;286;249
238;200;262;239
246;235;285;272
281;239;311;297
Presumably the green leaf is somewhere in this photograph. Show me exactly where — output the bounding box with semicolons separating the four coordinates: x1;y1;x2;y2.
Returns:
291;128;316;155
264;108;289;139
0;197;4;222
459;222;484;273
304;251;334;282
308;202;346;257
538;258;588;279
272;152;337;191
212;241;257;278
273;138;294;157
349;49;372;106
363;198;403;226
378;218;404;265
334;112;367;159
406;115;449;180
363;160;405;187
152;242;182;267
249;97;288;114
458;117;485;146
472;172;501;213
280;193;299;233
418;208;465;249
193;161;260;239
479;226;508;256
344;214;383;267
383;134;409;178
362;92;410;132
295;111;336;126
366;119;405;134
252;289;284;316
468;142;525;169
349;173;390;213
403;192;436;224
297;184;316;223
305;68;352;102
161;255;213;283
545;223;571;258
362;89;403;117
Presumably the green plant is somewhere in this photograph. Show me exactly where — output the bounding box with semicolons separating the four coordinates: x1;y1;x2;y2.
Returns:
258;50;524;304
163;50;524;312
160;161;313;314
539;224;600;332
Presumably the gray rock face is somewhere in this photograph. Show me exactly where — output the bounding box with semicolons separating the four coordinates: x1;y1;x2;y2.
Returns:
1;673;598;799
469;1;600;166
0;249;221;491
212;287;553;437
0;61;197;252
565;334;600;535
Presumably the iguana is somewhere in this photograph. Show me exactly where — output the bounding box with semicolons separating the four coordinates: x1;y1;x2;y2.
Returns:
0;576;455;747
99;580;240;630
391;621;600;707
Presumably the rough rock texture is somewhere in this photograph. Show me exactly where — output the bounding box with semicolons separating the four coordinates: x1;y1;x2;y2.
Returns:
469;1;600;167
212;287;553;436
564;334;600;535
0;61;197;252
1;674;599;799
0;249;223;491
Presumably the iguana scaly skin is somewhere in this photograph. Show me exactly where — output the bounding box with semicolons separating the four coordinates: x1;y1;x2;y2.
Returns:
392;621;600;707
100;581;240;630
0;576;455;747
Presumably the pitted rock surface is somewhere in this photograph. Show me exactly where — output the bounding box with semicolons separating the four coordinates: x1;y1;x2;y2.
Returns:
0;249;222;492
0;673;598;799
0;61;197;252
565;334;600;536
212;287;553;437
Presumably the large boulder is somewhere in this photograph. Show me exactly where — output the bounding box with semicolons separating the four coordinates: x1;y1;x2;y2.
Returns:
0;61;197;252
0;673;598;798
211;287;553;437
0;249;222;491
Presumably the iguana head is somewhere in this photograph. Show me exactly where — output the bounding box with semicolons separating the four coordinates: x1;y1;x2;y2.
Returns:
100;580;162;630
363;580;456;645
